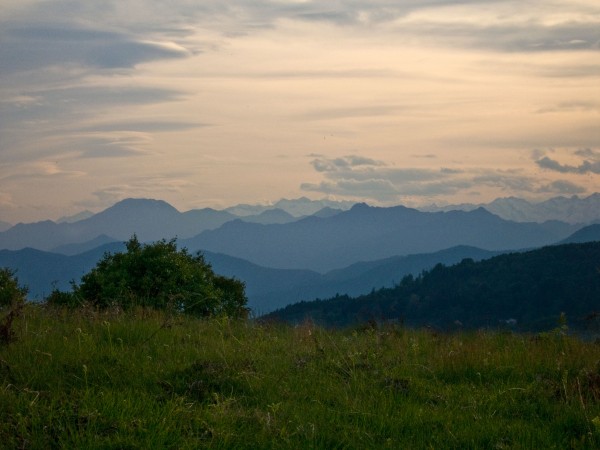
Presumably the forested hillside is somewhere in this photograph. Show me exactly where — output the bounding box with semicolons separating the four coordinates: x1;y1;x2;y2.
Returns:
266;242;600;332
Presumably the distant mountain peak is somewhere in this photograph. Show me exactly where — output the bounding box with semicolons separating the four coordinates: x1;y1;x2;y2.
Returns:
110;198;178;211
470;206;495;216
88;198;181;220
351;202;370;210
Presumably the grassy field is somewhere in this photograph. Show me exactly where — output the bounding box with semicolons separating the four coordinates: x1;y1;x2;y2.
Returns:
2;305;600;449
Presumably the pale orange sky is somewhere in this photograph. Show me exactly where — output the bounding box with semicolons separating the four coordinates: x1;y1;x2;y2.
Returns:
1;0;599;223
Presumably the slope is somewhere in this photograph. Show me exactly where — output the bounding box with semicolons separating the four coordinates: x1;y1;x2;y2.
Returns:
266;242;600;332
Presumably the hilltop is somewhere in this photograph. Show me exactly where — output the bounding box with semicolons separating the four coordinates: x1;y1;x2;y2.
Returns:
266;241;600;332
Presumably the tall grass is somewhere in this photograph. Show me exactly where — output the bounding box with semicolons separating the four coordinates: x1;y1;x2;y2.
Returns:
2;304;600;449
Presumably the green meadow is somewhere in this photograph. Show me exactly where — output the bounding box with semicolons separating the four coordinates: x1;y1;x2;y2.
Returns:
2;305;600;449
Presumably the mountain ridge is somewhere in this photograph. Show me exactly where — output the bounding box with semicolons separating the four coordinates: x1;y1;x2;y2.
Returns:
0;243;504;312
421;193;600;224
181;203;579;272
265;241;600;331
0;224;595;313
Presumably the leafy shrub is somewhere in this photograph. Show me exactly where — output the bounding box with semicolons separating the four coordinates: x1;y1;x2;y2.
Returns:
0;268;27;344
0;268;27;309
45;287;82;308
61;236;247;317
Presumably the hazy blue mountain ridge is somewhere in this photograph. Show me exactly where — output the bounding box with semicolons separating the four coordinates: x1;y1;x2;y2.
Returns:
0;244;501;312
0;199;304;251
266;241;600;331
0;223;595;312
0;196;590;254
250;246;503;313
421;193;600;224
559;224;600;244
0;243;127;299
57;210;95;223
182;203;579;272
51;234;118;256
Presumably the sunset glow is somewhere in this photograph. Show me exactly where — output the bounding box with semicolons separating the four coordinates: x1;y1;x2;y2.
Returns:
1;0;599;223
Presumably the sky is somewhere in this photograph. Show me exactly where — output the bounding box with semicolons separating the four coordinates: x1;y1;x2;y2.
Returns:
1;0;599;224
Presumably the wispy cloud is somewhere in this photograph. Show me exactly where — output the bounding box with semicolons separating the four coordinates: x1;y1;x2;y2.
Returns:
536;150;600;174
302;154;591;203
1;24;190;74
1;0;599;222
301;155;467;201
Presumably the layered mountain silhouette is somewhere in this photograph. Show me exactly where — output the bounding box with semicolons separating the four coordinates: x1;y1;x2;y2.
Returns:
421;193;600;224
0;199;236;251
266;241;600;332
559;224;600;244
182;203;579;272
0;243;500;313
0;198;349;252
2;222;594;313
1;196;597;315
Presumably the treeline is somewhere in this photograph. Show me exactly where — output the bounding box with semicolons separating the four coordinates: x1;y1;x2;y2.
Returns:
266;242;600;332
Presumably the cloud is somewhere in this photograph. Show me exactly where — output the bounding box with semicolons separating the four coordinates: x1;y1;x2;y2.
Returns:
0;86;187;122
575;148;600;159
301;179;400;201
393;7;600;54
0;24;190;74
1;0;598;222
471;173;537;192
301;174;472;199
535;155;600;174
536;102;600;114
0;84;195;166
302;155;471;201
302;154;593;204
310;155;385;172
0;160;86;183
75;175;195;209
476;23;600;53
299;105;409;121
537;64;600;78
539;180;586;195
76;136;150;159
77;121;209;133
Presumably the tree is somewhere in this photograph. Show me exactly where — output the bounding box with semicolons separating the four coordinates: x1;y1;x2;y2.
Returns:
60;236;247;318
0;268;27;309
0;268;27;344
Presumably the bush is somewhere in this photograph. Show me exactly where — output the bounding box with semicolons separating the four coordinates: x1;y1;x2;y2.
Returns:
45;288;82;309
0;268;27;309
0;268;27;344
63;236;247;318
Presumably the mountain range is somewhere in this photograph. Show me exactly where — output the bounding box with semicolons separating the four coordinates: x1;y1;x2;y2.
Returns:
181;203;579;272
0;199;582;271
2;225;599;313
0;241;501;313
4;193;598;248
1;195;599;315
0;198;350;252
421;193;600;224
